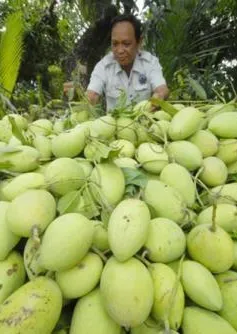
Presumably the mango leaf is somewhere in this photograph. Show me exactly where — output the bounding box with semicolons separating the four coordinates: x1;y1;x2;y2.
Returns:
122;167;148;188
150;97;178;116
187;76;207;100
87;139;121;163
82;186;100;219
57;190;80;215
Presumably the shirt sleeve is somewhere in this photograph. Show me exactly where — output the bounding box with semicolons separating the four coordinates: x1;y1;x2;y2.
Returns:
149;57;167;91
87;60;106;95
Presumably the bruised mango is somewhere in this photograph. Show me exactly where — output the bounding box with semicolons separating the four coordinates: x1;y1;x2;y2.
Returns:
0;277;62;334
0;251;25;304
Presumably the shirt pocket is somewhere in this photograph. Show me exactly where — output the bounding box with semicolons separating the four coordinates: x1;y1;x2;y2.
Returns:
133;83;151;101
105;88;121;111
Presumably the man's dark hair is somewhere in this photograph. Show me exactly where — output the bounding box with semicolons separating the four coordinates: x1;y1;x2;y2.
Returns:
111;14;143;42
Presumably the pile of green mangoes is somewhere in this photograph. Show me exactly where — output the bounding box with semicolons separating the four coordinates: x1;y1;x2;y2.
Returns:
1;99;237;333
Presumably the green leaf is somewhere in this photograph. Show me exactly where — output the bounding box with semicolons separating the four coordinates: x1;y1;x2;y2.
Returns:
87;139;121;163
187;76;207;100
150;97;178;116
122;167;148;188
57;190;80;215
0;11;24;96
82;186;100;219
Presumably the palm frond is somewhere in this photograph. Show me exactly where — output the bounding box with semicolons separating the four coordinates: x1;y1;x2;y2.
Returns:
0;11;24;97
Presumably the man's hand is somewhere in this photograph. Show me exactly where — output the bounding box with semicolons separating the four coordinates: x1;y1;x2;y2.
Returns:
86;90;100;105
151;84;170;111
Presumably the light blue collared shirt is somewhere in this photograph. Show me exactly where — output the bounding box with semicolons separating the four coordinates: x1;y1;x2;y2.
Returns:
87;50;166;111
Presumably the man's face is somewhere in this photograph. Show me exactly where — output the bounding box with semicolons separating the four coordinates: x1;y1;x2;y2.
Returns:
111;21;140;69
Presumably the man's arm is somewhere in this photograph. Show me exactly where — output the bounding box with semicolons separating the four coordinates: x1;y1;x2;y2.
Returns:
152;84;170;100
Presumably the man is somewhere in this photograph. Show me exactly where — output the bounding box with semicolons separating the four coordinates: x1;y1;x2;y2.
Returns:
65;14;169;111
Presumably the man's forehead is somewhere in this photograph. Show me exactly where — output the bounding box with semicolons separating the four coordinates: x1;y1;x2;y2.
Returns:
111;21;136;38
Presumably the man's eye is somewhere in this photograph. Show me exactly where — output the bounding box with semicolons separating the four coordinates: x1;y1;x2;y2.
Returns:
124;42;131;47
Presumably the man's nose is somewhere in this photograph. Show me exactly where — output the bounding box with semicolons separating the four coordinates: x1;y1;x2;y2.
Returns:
117;45;125;54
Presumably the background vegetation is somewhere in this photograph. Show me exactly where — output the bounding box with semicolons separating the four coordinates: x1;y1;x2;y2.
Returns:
0;0;236;114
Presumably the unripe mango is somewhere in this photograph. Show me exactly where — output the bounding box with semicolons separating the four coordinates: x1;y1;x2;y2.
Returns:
100;256;154;328
40;213;94;271
181;260;222;311
116;117;137;145
145;217;186;263
91;220;109;251
167;141;203;171
29;119;53;136
144;180;186;224
6;189;56;237
199;156;228;187
70;288;121;334
45;157;85;196
216;139;237;164
0;145;40;172
197;204;237;233
113;157;138;169
208;111;237;138
132;318;179;333
1;172;45;201
149;263;184;331
110;139;135;158
187;224;234;273
169;107;203;140
0;201;20;261
189;129;219;158
56;252;103;299
136;142;169;174
51;127;86;158
182;306;237;334
216;270;237;330
90;115;116;140
0;251;25;304
160;163;196;207
108;199;150;261
33;135;52;160
0;277;62;334
208;183;237;204
89;162;125;206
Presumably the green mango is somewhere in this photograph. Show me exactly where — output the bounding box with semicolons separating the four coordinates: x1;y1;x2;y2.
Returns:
182;306;237;334
6;189;56;237
70;288;121;334
40;213;94;271
0;201;20;261
0;251;25;304
56;252;103;299
0;277;62;334
100;256;154;328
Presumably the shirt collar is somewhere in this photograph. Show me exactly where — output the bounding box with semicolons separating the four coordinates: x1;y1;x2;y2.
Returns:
106;51;143;74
